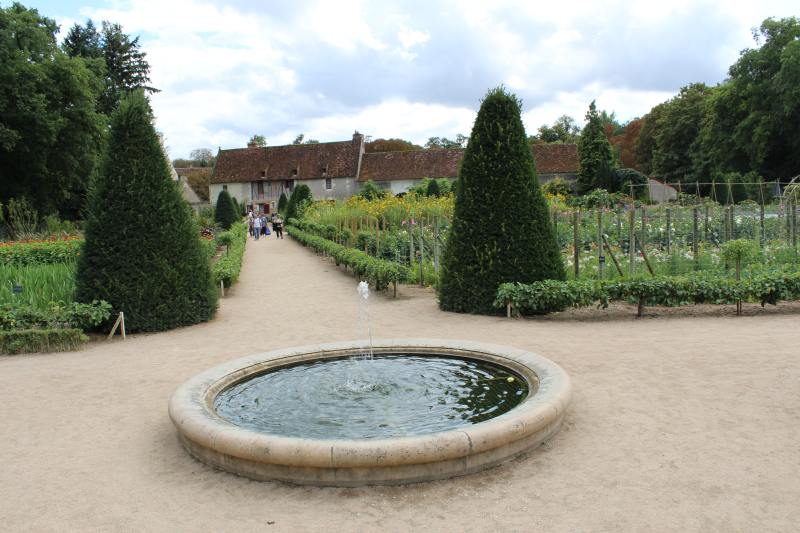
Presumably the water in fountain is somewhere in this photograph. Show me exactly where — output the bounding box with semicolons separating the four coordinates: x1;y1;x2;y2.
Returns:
340;281;376;393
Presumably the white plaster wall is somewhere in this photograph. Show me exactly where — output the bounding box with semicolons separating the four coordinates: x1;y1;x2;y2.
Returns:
209;182;251;207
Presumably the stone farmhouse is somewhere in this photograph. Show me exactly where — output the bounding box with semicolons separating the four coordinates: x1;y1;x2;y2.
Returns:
210;132;580;213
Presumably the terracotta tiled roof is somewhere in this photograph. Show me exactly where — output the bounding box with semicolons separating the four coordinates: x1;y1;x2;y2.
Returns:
531;143;579;174
358;149;463;182
211;139;361;184
358;144;579;182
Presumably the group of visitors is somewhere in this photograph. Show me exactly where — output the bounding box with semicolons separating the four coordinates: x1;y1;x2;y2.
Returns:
247;210;283;241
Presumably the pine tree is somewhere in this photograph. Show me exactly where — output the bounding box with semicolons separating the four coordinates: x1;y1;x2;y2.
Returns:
439;87;565;314
214;190;237;229
277;192;288;213
577;101;615;193
75;91;217;332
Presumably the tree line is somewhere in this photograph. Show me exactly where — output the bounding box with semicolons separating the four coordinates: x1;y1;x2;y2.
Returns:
0;2;155;219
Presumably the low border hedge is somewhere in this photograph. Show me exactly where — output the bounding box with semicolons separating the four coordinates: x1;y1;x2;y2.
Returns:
212;221;247;288
0;328;88;354
495;271;800;317
286;224;409;290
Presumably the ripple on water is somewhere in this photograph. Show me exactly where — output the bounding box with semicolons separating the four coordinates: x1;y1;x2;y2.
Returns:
213;354;529;440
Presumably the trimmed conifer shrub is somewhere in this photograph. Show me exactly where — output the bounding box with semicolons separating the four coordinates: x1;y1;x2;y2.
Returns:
439;87;565;314
285;184;312;221
426;178;441;197
577;101;615;194
75;92;218;332
214;190;238;229
277;192;288;213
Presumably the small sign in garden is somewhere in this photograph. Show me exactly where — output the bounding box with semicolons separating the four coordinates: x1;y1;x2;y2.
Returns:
12;285;23;294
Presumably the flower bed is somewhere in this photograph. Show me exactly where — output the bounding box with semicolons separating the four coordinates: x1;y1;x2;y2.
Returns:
0;239;82;266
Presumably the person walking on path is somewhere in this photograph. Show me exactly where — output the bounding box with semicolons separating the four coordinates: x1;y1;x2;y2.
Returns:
253;214;262;240
273;216;284;239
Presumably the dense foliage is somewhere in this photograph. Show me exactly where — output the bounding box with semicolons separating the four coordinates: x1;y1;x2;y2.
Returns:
0;4;155;219
277;192;288;213
211;221;247;288
0;4;105;219
577;101;616;193
75;92;217;332
285;184;312;221
496;270;800;316
439;87;564;314
214;189;238;230
0;239;82;266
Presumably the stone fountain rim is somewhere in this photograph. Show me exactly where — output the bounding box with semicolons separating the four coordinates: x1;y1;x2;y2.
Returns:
168;338;572;485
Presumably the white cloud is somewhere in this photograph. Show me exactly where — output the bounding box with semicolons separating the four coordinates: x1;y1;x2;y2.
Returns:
41;0;794;158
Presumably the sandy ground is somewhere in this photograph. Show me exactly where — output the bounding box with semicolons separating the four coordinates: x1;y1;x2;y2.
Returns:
1;233;799;533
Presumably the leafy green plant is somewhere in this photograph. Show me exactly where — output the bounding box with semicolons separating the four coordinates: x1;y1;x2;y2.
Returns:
496;271;800;317
0;300;111;330
7;198;39;239
212;221;247;287
286;224;409;290
0;240;82;267
0;328;88;355
0;263;77;307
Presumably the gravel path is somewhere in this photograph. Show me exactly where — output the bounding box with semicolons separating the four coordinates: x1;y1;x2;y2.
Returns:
1;234;799;532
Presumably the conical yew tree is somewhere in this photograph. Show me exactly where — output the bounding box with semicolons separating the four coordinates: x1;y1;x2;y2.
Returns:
439;87;564;314
76;91;218;332
277;191;288;213
214;189;238;229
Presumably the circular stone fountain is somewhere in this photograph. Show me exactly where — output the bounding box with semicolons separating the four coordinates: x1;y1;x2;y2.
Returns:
169;339;571;486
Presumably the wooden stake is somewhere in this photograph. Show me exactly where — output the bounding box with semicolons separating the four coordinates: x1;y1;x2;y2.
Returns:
572;210;580;279
628;208;635;276
107;312;127;340
220;280;225;296
601;234;624;277
693;207;699;267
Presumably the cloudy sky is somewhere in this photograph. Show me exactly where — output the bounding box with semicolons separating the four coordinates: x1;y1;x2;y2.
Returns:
19;0;799;158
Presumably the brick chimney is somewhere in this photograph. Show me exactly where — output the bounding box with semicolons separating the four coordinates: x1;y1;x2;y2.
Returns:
352;130;364;146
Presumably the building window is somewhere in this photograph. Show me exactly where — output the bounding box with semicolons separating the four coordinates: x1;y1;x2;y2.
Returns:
292;168;298;176
325;178;332;190
260;170;266;177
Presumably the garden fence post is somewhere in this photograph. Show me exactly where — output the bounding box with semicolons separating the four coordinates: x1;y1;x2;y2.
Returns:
692;206;699;267
419;221;424;287
760;202;766;246
792;199;797;249
409;223;414;267
704;205;709;243
597;210;604;279
552;210;558;247
640;206;647;253
616;207;622;245
666;207;671;254
730;204;736;240
628;208;635;276
433;217;440;273
572;210;580;279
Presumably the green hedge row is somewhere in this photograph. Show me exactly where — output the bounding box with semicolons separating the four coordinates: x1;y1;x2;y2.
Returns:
0;328;88;354
290;218;352;243
0;240;82;266
0;300;112;330
286;224;409;290
495;271;800;316
212;221;247;288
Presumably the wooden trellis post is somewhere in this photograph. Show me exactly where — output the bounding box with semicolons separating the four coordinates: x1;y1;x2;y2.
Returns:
628;208;636;276
572;210;580;279
692;207;699;267
665;207;672;254
597;210;604;279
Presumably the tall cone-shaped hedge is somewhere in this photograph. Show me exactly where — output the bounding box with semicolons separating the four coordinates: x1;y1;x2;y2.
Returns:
214;189;238;229
439;87;565;314
277;191;288;213
75;92;218;332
